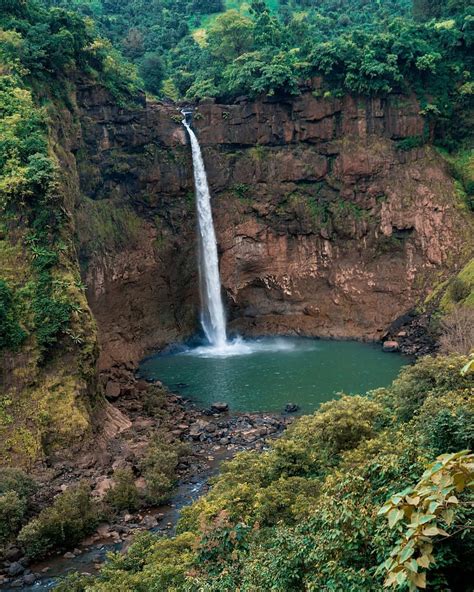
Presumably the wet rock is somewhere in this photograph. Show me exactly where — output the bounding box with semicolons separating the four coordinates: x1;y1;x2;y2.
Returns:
8;562;24;577
24;573;37;585
189;419;209;439
383;340;400;352
63;552;75;559
241;428;264;443
284;403;300;413
141;515;158;529
210;402;229;414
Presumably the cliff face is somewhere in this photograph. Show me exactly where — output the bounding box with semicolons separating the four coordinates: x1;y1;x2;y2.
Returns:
72;83;472;375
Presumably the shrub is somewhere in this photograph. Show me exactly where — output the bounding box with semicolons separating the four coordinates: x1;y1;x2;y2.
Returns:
105;468;140;513
0;468;36;544
90;532;197;591
272;395;387;475
0;491;27;544
0;468;37;498
416;390;474;455
391;355;470;421
54;572;90;592
17;482;101;559
379;451;474;591
140;435;183;505
449;277;470;303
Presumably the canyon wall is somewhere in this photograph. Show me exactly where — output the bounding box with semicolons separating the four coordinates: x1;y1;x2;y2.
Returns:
73;82;473;375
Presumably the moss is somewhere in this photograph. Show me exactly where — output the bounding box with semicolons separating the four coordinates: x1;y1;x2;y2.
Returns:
248;145;267;161
439;259;474;311
438;148;474;211
77;198;144;257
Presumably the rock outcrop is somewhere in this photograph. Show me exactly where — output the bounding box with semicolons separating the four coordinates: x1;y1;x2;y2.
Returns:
71;82;472;372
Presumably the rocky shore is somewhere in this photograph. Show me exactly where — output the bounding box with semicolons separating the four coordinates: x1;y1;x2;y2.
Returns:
0;373;293;590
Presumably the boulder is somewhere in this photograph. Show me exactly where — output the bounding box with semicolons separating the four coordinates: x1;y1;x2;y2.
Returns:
8;563;24;577
105;381;121;401
284;403;300;413
383;340;400;352
210;402;229;413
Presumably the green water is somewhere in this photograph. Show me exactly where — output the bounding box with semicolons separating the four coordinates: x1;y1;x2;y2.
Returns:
139;337;409;414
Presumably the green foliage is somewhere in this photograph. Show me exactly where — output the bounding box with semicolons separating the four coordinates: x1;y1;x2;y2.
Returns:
17;482;101;559
77;354;473;591
449;277;471;303
378;450;474;590
0;468;37;545
0;492;27;545
396;136;427;151
90;532;198;591
105;468;140;513
390;354;472;421
0;280;26;350
0;467;37;498
140;434;186;504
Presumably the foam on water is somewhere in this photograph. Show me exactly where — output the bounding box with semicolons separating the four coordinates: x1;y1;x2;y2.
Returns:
181;336;317;358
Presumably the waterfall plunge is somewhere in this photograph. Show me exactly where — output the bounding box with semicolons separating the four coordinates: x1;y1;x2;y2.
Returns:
182;113;227;348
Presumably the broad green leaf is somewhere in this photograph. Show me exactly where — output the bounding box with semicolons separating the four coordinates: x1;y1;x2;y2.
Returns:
388;508;404;528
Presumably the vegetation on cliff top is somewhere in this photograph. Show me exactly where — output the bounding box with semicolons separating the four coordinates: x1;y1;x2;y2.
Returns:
41;0;473;147
55;354;473;591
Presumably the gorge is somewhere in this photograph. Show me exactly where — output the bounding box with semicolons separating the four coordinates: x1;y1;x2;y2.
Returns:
1;1;473;589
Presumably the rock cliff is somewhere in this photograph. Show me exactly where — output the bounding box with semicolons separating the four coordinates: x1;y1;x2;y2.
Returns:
72;83;472;376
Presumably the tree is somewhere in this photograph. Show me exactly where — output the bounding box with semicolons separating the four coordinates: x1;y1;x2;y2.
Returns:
207;10;255;61
139;51;165;95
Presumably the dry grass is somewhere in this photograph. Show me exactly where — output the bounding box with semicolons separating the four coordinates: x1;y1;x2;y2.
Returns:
439;306;474;355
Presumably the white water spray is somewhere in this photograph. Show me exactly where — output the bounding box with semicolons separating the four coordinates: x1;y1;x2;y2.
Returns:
182;112;227;348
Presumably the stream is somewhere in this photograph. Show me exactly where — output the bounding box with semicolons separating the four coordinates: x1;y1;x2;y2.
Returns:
2;450;233;592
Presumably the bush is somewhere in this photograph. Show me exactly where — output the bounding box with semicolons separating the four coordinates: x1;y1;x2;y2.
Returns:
449;277;471;303
0;491;27;545
0;468;37;498
416;390;474;455
391;354;470;420
272;395;387;475
0;468;36;544
17;482;101;559
105;468;140;513
90;532;197;591
140;435;184;505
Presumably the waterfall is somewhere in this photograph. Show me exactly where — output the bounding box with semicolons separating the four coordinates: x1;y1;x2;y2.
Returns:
182;113;227;348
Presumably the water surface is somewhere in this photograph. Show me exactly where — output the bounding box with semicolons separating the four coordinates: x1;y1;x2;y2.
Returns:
140;337;409;414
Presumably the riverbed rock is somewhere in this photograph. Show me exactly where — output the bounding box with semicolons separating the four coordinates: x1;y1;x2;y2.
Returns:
189;419;210;439
8;562;24;577
284;403;300;413
210;402;229;414
24;574;37;585
63;552;75;559
141;515;158;529
382;340;400;352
